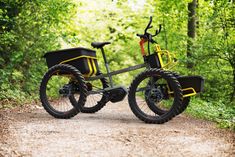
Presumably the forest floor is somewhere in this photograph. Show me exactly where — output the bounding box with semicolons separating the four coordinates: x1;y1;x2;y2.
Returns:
0;99;234;157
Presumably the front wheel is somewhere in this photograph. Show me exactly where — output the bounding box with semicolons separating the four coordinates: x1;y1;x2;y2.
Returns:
40;64;87;119
145;72;191;115
128;69;183;124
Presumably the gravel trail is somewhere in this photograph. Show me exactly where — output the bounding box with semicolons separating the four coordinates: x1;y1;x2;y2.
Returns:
0;99;234;157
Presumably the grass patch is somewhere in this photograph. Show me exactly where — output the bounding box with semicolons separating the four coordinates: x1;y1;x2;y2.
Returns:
185;97;235;131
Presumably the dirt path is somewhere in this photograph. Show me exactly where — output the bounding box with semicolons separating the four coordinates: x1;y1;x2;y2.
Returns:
0;99;234;157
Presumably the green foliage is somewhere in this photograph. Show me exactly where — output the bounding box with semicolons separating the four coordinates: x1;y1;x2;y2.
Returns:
0;0;76;107
191;0;235;103
185;98;235;131
0;0;234;129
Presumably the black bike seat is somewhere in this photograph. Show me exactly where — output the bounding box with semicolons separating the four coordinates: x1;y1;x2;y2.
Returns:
91;42;111;49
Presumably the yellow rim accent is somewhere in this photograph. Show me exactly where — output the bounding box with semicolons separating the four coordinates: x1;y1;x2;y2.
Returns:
59;55;97;64
59;55;97;78
168;87;197;98
182;88;197;97
157;52;164;68
84;59;93;77
91;59;97;76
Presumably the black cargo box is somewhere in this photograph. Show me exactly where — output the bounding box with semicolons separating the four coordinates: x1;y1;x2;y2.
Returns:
177;76;204;96
168;76;204;97
44;47;99;77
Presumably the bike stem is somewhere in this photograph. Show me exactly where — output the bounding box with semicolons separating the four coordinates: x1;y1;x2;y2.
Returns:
100;47;114;87
139;39;146;56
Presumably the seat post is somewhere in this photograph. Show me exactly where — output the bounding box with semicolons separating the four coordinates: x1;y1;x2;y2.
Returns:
100;47;114;87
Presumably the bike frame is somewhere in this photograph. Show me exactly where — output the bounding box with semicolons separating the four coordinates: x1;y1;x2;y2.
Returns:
87;63;146;84
86;41;176;90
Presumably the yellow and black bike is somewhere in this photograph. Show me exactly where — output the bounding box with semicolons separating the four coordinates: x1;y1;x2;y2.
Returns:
40;17;204;124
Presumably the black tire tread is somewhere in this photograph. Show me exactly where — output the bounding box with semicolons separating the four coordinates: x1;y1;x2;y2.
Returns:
146;71;190;115
79;75;109;113
128;69;183;124
40;64;87;119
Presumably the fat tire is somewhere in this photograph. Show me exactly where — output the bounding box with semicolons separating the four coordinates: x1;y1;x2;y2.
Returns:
70;73;109;113
40;64;87;119
128;69;183;124
146;71;190;115
171;72;191;114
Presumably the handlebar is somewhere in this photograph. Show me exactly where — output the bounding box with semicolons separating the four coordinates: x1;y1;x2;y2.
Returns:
137;16;162;56
136;16;162;41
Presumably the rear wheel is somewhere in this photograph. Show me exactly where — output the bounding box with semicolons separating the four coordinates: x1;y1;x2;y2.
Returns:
70;72;109;113
40;64;87;119
128;69;183;124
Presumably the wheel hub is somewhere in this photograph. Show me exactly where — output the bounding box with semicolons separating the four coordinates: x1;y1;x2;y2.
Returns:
59;84;74;96
145;83;169;103
148;88;164;103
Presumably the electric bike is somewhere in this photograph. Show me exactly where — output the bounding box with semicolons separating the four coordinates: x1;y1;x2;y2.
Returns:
40;17;204;124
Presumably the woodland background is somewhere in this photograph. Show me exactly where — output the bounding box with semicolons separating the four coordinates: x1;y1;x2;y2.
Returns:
0;0;234;129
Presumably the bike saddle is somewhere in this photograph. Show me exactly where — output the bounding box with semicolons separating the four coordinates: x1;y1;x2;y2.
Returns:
91;42;111;49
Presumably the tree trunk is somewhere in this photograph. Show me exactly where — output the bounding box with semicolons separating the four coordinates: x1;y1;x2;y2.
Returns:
187;0;197;69
196;0;199;34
